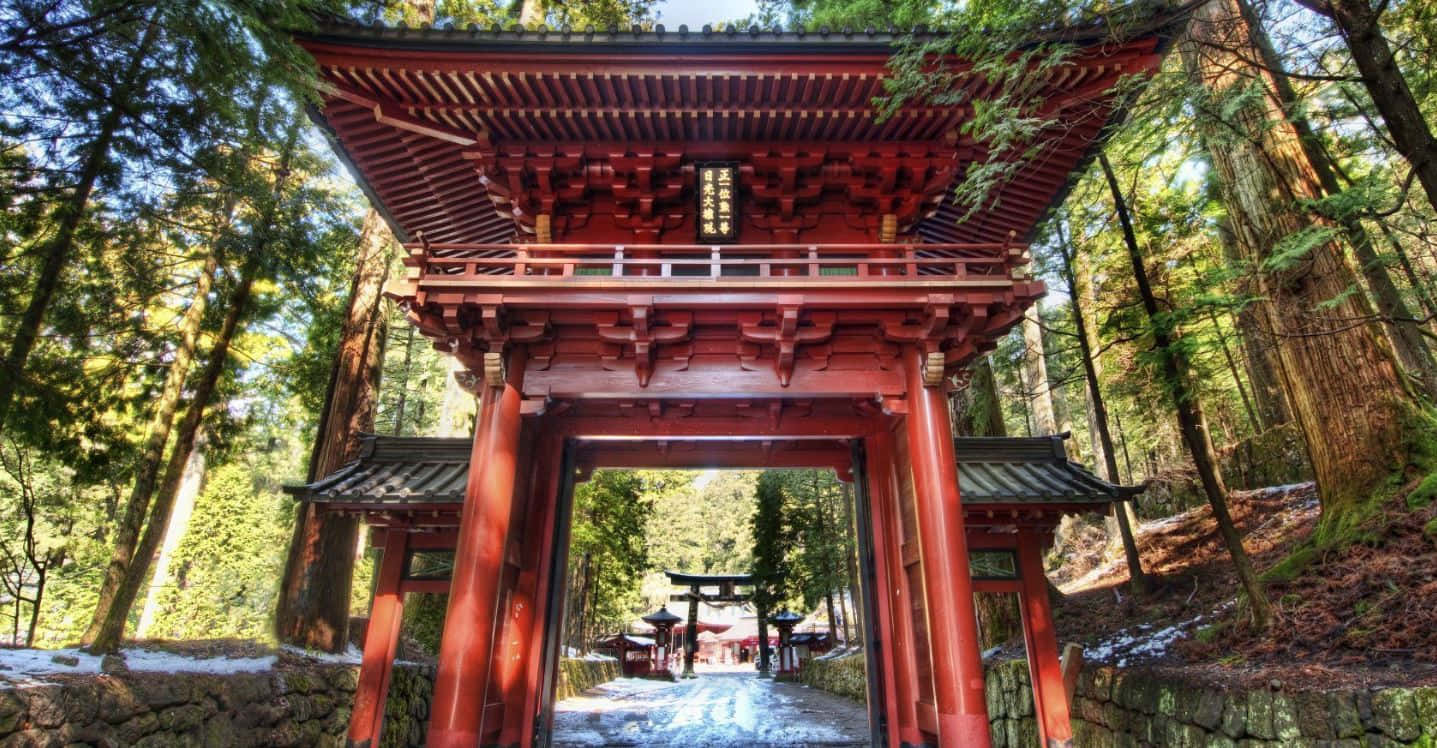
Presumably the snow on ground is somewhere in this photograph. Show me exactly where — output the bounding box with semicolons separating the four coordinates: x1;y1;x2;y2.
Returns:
122;649;275;674
281;643;363;665
0;646;279;687
1083;601;1234;667
552;668;869;746
0;648;104;682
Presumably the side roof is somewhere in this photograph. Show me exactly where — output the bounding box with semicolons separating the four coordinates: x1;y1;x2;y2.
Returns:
286;433;1139;507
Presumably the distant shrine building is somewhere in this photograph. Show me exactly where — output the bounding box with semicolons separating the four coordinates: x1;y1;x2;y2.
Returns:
290;19;1165;748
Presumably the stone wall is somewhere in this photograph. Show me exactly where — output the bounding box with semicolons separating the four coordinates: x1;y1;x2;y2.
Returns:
798;652;867;702
379;664;436;748
0;664;366;747
986;658;1437;747
985;659;1043;747
553;658;620;701
0;657;624;748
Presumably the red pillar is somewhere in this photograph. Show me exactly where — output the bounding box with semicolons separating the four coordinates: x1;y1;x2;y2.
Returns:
1017;531;1074;748
504;428;563;748
429;351;527;747
864;431;923;748
347;529;408;748
902;345;991;747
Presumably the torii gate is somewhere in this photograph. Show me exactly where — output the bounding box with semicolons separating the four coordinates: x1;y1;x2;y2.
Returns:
290;16;1170;748
663;571;756;678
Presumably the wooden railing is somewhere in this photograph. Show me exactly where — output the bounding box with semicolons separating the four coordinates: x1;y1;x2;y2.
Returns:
403;242;1029;282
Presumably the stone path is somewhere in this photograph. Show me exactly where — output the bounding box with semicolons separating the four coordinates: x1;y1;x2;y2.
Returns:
551;668;871;747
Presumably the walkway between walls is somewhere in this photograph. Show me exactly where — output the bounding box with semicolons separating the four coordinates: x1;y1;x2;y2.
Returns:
551;665;870;747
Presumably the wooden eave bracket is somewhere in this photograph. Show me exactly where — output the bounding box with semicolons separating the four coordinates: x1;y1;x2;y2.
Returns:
595;301;692;387
738;303;835;387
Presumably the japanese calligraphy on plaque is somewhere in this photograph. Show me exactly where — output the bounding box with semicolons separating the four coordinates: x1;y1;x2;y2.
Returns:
696;163;738;242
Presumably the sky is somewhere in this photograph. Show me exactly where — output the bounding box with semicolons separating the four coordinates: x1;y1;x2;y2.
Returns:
653;0;762;28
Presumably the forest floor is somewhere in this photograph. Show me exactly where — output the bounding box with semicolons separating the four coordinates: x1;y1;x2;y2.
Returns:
1044;481;1437;689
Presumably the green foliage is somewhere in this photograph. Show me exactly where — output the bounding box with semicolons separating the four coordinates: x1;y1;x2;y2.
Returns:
567;470;656;640
142;463;292;641
749;469;857;619
400;592;449;655
1407;473;1437;510
751;471;795;613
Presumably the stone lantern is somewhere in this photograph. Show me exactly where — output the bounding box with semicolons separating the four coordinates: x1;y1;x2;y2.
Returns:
641;606;683;678
768;609;805;678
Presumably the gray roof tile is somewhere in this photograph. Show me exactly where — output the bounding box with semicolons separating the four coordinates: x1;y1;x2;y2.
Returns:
287;433;1137;507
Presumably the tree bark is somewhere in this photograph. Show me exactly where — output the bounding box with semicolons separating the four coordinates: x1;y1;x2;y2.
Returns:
1185;0;1416;511
136;435;205;638
1054;225;1148;591
1238;0;1437;399
83;247;219;643
88;255;261;653
952;358;1029;645
1021;308;1058;436
839;481;860;647
1100;151;1273;629
0;16;159;430
756;604;771;673
1297;0;1437;216
274;209;393;652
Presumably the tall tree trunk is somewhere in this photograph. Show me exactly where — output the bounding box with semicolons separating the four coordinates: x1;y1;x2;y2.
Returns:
88;256;261;653
275;209;393;652
1054;225;1148;591
1207;302;1262;435
1296;0;1437;216
1100;152;1273;628
1375;219;1437;325
952;360;1028;645
756;605;771;673
83;247;219;643
1021;308;1058;435
0;17;159;429
839;481;860;647
824;591;839;644
1211;165;1293;433
1238;0;1437;398
437;356;477;438
1185;0;1416;511
26;564;48;648
390;323;414;435
952;358;1005;436
136;436;205;638
571;552;592;654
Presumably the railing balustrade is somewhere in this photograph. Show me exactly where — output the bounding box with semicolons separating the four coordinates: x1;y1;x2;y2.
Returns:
404;242;1027;282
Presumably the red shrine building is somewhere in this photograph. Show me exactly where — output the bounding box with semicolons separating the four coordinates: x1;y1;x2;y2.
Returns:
291;17;1167;748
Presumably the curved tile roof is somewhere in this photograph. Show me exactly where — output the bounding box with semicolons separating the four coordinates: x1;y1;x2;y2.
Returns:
286;433;1138;507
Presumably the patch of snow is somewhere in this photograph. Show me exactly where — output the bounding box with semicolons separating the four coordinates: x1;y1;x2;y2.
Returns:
281;643;363;665
0;647;103;682
1084;601;1233;667
583;652;617;662
1247;481;1315;497
0;646;279;686
123;649;275;674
